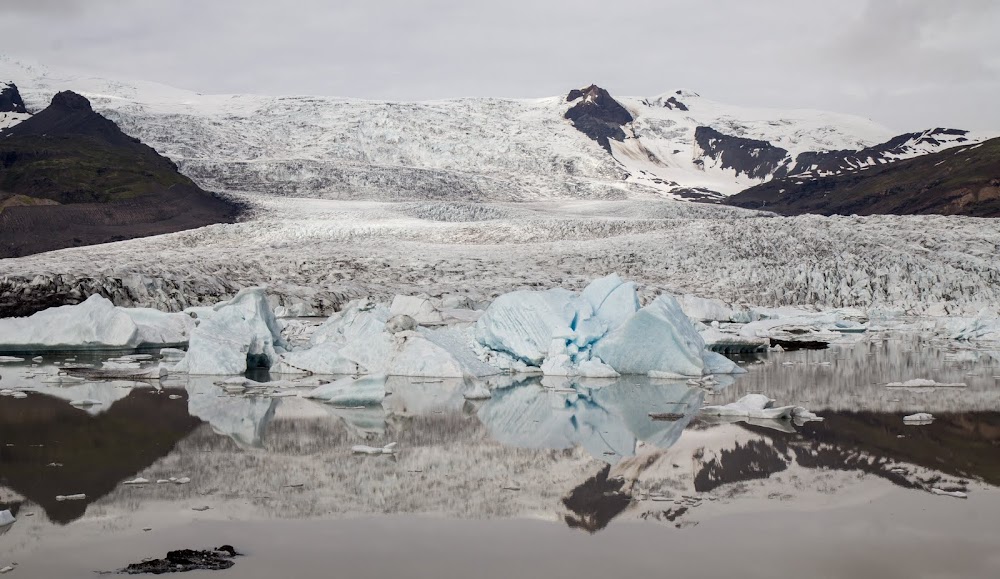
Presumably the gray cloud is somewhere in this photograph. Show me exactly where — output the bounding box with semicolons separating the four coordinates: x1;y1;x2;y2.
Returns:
0;0;997;131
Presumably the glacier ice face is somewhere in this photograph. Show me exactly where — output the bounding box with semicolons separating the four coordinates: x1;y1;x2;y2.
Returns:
591;294;709;377
0;294;192;351
677;294;737;322
272;298;497;378
473;274;737;377
389;295;444;325
172;288;286;375
473;288;580;365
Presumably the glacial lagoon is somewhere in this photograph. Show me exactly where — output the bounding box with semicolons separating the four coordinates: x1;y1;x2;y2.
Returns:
1;334;1000;578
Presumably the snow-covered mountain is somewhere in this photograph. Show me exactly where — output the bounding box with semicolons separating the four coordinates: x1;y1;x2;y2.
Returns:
0;56;984;201
0;80;30;130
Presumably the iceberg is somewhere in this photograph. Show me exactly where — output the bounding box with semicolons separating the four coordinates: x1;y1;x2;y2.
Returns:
473;288;580;365
172;288;286;375
0;295;193;351
677;294;736;322
592;295;708;377
389;295;444;325
474;274;738;377
303;375;387;406
699;394;823;425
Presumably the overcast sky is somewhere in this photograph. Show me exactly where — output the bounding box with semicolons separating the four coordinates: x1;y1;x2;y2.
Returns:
2;0;998;131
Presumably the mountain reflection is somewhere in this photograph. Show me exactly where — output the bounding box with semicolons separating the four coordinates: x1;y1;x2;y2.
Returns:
1;335;998;532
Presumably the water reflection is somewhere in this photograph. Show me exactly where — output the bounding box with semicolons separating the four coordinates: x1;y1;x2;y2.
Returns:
479;377;703;463
0;388;201;524
0;334;997;536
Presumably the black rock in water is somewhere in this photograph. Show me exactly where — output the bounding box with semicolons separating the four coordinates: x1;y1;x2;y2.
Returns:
120;545;238;574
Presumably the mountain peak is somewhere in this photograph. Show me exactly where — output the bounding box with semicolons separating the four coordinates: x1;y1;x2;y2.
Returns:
564;85;634;153
50;90;93;112
0;81;27;113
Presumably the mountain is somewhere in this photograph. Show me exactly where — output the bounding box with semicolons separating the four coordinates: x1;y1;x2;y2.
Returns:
0;90;242;258
0;57;984;205
0;81;30;130
726;137;1000;217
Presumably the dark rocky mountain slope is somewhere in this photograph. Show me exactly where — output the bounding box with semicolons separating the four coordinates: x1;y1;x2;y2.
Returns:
0;90;242;258
726;137;1000;217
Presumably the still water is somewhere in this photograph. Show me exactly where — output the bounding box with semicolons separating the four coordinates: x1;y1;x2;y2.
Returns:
1;334;999;578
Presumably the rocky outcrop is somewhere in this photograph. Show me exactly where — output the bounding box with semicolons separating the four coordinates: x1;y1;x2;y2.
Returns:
0;81;27;113
565;85;634;153
694;126;791;181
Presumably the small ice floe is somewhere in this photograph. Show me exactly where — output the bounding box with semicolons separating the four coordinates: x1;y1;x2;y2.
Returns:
31;356;43;362
352;442;397;455
55;494;86;501
886;379;966;389
903;412;934;424
463;384;492;400
168;394;182;400
69;399;103;407
0;356;25;363
40;374;86;384
0;389;12;396
11;392;27;399
931;488;968;499
175;477;191;484
122;477;150;485
0;565;13;574
699;394;823;423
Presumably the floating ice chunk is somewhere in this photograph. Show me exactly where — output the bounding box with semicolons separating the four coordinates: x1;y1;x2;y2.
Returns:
121;307;194;345
159;348;187;363
0;509;14;528
385;314;417;334
391;327;498;377
172;288;286;375
677;294;735;322
122;477;150;485
474;288;578;365
69;399;103;407
581;274;639;333
0;295;192;351
463;383;492;400
792;407;824;422
701;350;746;375
700;327;770;353
55;494;86;501
390;295;444;325
304;375;387;406
903;412;934;423
0;356;25;363
930;488;968;499
592;295;708;377
886;379;966;388
352;442;397;455
700;394;798;420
